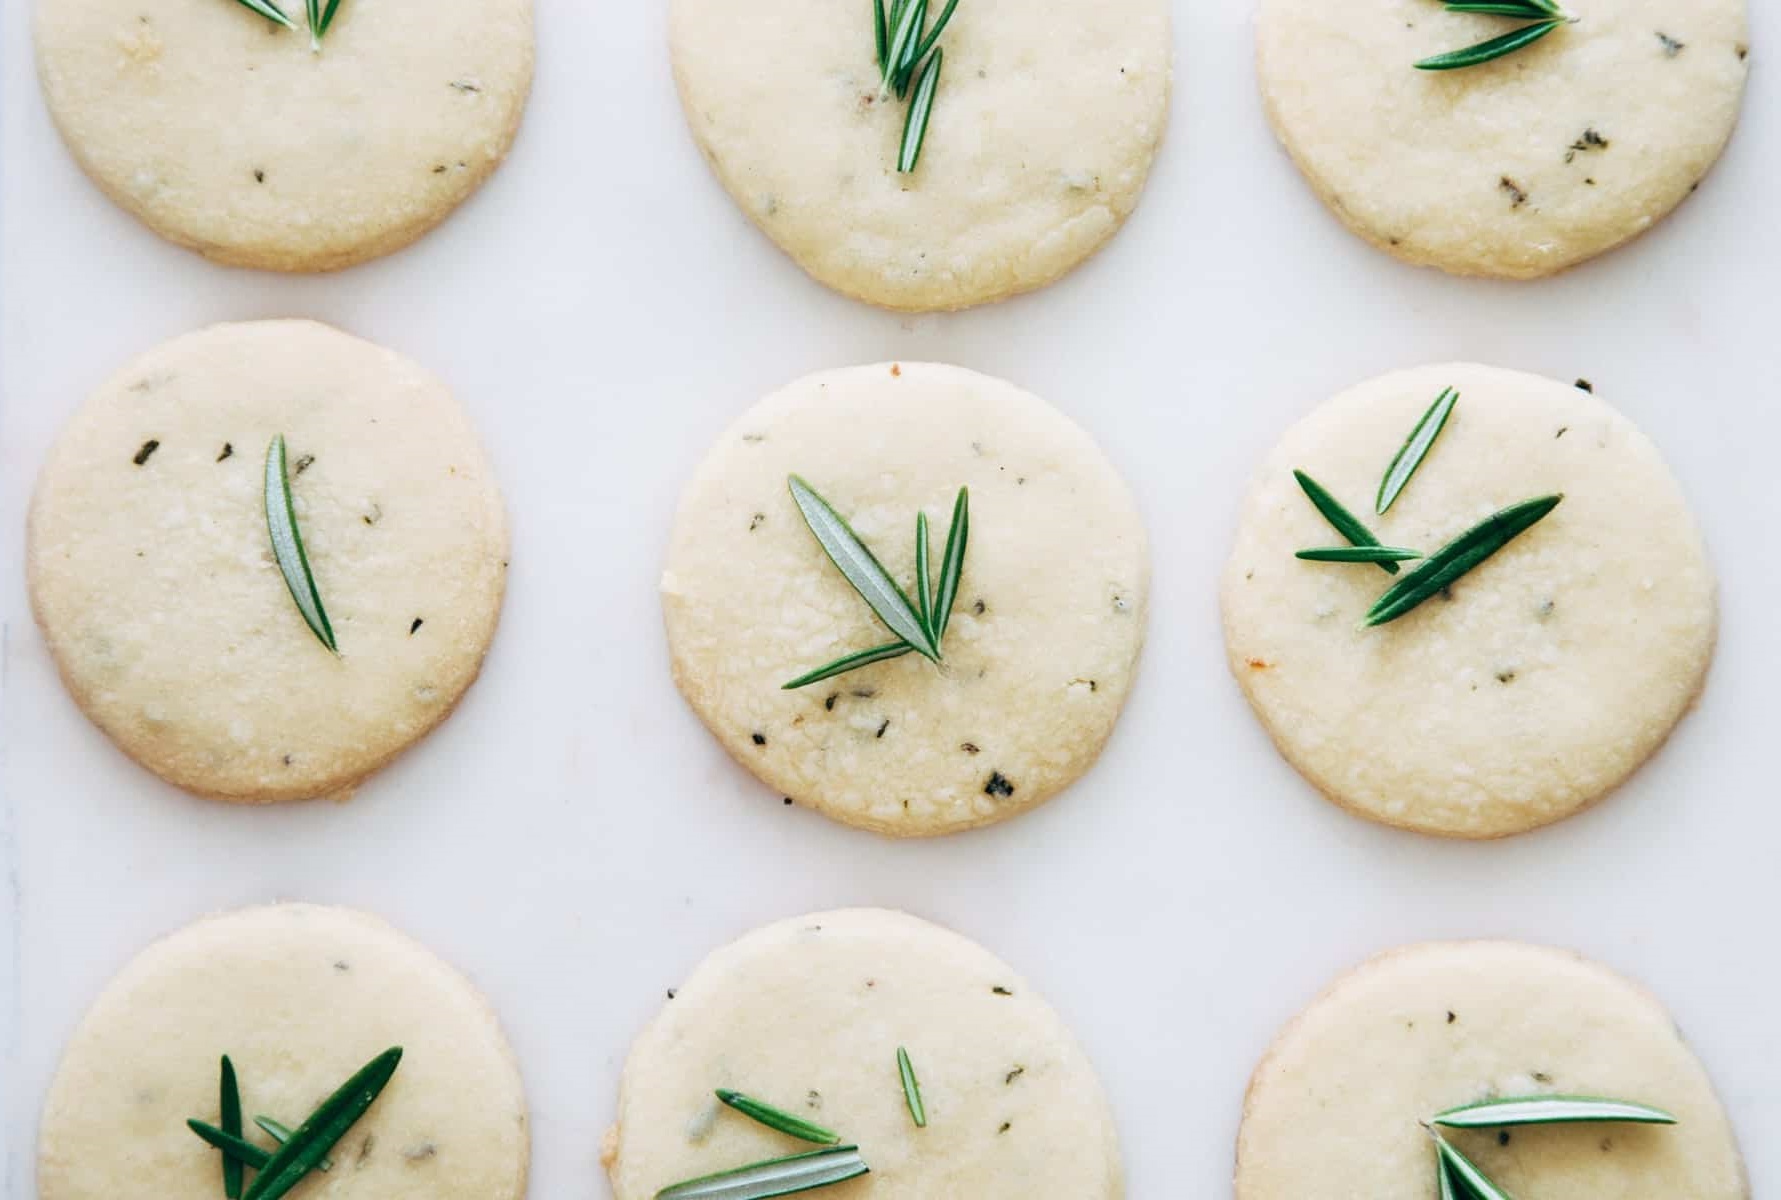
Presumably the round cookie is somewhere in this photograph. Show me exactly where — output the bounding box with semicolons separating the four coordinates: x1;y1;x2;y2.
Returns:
28;320;508;804
1221;364;1713;838
669;0;1171;311
39;903;529;1200
662;362;1149;836
1236;941;1747;1199
603;908;1123;1199
1256;0;1749;278
36;0;533;271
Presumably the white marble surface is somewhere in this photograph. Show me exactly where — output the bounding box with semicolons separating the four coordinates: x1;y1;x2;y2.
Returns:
3;2;1779;1196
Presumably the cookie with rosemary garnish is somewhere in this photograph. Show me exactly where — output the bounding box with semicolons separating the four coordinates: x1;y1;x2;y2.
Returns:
1256;0;1749;278
1236;941;1747;1200
35;0;532;271
28;320;508;804
661;362;1149;836
1221;363;1713;839
38;904;529;1200
602;908;1124;1199
668;0;1171;311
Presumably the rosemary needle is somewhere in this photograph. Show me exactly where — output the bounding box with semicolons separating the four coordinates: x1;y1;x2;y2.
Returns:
915;512;933;637
1295;546;1424;564
655;1145;870;1199
220;1057;245;1199
898;48;945;174
715;1089;842;1145
188;1120;273;1170
1433;1135;1514;1200
897;1047;928;1128
1417;16;1569;71
265;435;339;655
1364;495;1562;626
930;488;969;640
1377;387;1458;515
788;475;938;662
229;0;297;31
1432;1095;1677;1128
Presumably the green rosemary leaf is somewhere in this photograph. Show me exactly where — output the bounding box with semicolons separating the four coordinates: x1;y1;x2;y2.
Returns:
915;512;934;639
873;0;889;70
316;0;345;39
930;488;969;640
220;1057;245;1199
1364;495;1562;626
1433;1095;1677;1128
265;435;339;655
787;476;939;661
655;1145;870;1199
897;48;944;174
881;0;926;92
783;643;914;690
894;0;928;96
305;0;320;48
254;1117;334;1170
241;1047;402;1200
715;1089;842;1145
911;0;961;65
1377;387;1459;515
228;0;297;31
1293;470;1400;575
1296;546;1425;564
1416;17;1566;71
187;1120;272;1170
1433;1135;1515;1200
897;1046;928;1128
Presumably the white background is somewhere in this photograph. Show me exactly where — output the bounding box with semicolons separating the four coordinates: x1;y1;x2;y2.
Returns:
3;1;1778;1196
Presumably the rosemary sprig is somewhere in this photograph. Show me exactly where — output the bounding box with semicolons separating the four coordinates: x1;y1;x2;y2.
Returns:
1295;546;1424;564
783;478;969;689
1433;1095;1676;1128
873;0;960;172
896;1047;927;1128
241;1047;402;1200
265;435;338;654
1364;495;1562;626
1378;388;1458;515
715;1089;842;1145
1416;1;1576;72
1293;470;1401;575
254;1117;334;1169
655;1145;870;1199
220;1057;245;1199
229;0;297;31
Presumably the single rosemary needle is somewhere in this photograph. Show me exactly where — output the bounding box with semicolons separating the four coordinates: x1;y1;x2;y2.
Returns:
898;48;944;174
1416;16;1570;71
654;1145;870;1199
1432;1095;1677;1128
265;435;339;655
220;1057;245;1199
1295;546;1424;564
788;475;938;662
1433;1134;1514;1200
1377;387;1459;515
897;1047;927;1128
715;1089;842;1145
188;1120;273;1169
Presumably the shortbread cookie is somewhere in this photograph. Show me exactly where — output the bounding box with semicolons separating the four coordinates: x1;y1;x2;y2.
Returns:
1221;364;1713;838
1236;941;1747;1199
669;0;1171;310
36;0;533;271
40;904;529;1200
1257;0;1749;278
28;320;508;804
604;909;1123;1199
662;363;1148;836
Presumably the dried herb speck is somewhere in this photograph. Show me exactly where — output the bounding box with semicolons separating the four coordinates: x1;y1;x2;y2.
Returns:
751;732;768;746
1574;379;1593;393
134;439;161;465
218;443;235;462
409;618;423;635
1501;177;1529;208
1565;128;1609;163
1657;31;1685;56
983;772;1015;798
